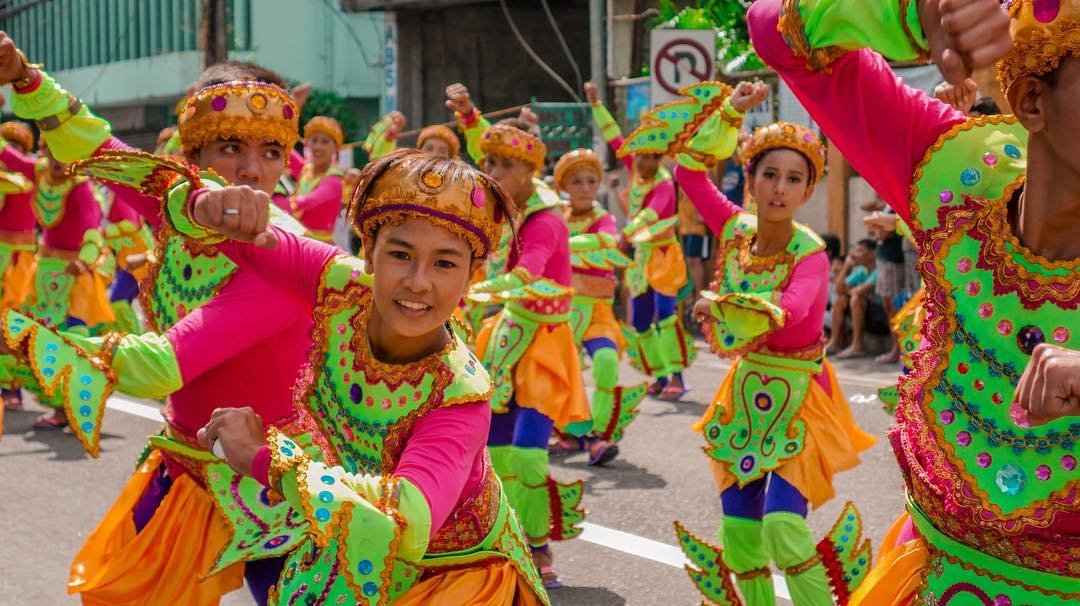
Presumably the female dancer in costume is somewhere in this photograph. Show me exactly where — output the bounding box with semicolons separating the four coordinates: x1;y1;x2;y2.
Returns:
0;121;36;413
168;149;550;605
549;148;646;465
283;116;345;242
628;81;876;606
585;82;695;401
0;42;315;603
447;82;590;587
748;0;1080;602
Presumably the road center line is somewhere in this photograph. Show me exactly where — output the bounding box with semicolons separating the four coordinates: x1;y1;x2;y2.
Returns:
104;396;793;601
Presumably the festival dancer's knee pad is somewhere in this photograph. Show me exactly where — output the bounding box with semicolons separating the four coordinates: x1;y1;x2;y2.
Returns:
657;314;696;374
722;516;776;606
762;512;832;606
590;346;619;388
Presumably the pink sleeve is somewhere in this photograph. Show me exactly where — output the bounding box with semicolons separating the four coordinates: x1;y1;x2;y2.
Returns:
778;251;829;326
166;272;303;384
515;211;562;277
291;174;343;214
748;0;966;223
607;135;634;172
211;227;339;306
252;445;272;487
288;150;305;180
594;212;618;237
643;174;676;218
96;137;164;229
69;181;102;227
108;194;142;224
674;165;739;234
393;400;490;537
0;144;37;180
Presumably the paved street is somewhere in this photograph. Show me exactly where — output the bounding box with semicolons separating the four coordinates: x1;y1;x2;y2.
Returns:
0;342;905;605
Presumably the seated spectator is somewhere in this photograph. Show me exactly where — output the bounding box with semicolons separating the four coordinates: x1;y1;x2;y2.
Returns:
827;238;885;358
822;234;843;333
867;211;906;363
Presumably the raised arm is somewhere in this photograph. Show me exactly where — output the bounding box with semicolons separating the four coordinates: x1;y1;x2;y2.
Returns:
748;0;966;223
0;138;37;179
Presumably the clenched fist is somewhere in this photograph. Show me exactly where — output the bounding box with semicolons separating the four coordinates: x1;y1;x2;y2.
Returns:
0;32;33;87
1015;344;1080;426
921;0;1012;85
198;407;266;478
192;185;278;248
445;83;475;116
730;81;770;113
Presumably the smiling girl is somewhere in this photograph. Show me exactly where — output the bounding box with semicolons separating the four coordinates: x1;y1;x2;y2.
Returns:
627;81;875;605
283;116;345;242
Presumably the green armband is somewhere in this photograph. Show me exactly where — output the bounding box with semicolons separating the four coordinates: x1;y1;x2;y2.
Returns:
62;331;182;399
12;69;112;163
472;266;534;294
782;0;928;69
461;111;492;165
623;207;660;238
77;229;104;266
591;102;622;142
163;177;227;244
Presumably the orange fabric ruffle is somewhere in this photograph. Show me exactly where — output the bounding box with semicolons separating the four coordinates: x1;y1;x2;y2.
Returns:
582;300;626;350
395;559;546;606
0;250;35;308
511;322;591;428
69;450;244;606
646;242;688;296
849;513;928;606
699;359;876;508
66;271;116;327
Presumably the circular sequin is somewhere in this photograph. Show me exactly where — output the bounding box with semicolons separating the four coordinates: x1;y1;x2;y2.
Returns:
957;363;969;374
960;168;980;187
983;152;997;166
349;383;362;403
321;474;335;485
939;190;954;203
1036;464;1051;481
739;455;755;472
973;379;985;391
992;392;1004;405
939;410;955;425
1053;327;1070;343
1062;455;1077;471
966;281;981;296
977;452;992;468
956;258;972;273
79;405;91;416
358;559;374;575
995;464;1026;495
957;431;972;447
978;302;994;318
1016;325;1045;355
249;93;268;111
318;491;334;503
210;96;228;111
997;320;1013;336
421;170;443;189
1003;144;1022;159
315;508;331;522
993;595;1012;606
1034;0;1060;23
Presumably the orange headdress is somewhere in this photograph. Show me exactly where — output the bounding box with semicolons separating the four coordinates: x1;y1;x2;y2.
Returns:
417;125;461;159
177;81;299;154
740;121;826;186
0;121;34;153
553;149;603;192
997;0;1080;91
348;149;512;258
303;116;345;148
479;123;547;170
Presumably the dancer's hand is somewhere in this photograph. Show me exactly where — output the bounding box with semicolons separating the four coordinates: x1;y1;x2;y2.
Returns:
863;211;899;234
192;185;278;248
0;32;33;87
692;297;713;325
920;0;1012;85
65;260;88;276
519;106;540;130
730;81;769;113
933;78;979;113
584;82;600;105
198;407;266;478
1015;344;1080;426
445;83;475;116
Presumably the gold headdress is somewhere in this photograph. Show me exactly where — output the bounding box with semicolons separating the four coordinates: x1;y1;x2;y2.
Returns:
303;116;344;148
0;121;34;152
177;81;299;154
740;121;826;185
479;123;547;170
553;148;603;192
348;149;512;257
417;125;461;159
997;0;1080;91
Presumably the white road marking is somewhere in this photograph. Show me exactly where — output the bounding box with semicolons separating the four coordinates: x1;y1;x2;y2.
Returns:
106;396;796;600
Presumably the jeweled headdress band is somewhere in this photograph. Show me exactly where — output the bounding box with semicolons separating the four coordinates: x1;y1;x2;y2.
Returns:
479;124;547;170
740;121;826;186
177;81;299;154
347;149;512;258
997;0;1080;91
553;148;603;192
303;116;344;148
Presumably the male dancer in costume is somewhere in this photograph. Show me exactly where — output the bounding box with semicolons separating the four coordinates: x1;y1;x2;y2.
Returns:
748;0;1080;602
585;82;695;401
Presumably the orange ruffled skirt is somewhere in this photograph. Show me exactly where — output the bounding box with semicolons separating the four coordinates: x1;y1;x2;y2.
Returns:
645;241;687;297
477;316;591;428
69;450;244;606
0;249;35;308
396;560;546;606
582;300;626;350
849;513;927;606
695;359;876;508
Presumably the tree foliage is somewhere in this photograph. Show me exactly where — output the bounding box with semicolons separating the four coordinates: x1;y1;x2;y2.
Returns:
297;87;361;143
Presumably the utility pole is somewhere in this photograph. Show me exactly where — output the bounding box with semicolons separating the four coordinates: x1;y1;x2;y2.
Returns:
200;0;228;69
589;0;607;160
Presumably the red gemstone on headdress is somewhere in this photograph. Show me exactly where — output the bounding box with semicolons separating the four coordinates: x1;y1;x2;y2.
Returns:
211;96;227;111
283;105;294;120
1034;0;1060;23
471;186;486;208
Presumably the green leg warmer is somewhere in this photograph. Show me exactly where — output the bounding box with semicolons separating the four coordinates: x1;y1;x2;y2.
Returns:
721;516;776;606
762;512;832;606
488;444;520;518
590;346;619;436
509;446;553;548
110;300;143;334
657;314;694;375
638;325;670;379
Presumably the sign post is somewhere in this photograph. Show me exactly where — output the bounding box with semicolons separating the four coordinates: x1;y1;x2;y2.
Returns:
649;29;716;106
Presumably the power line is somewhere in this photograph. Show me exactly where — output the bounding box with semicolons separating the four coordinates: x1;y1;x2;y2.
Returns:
540;0;583;93
320;0;384;69
498;0;582;103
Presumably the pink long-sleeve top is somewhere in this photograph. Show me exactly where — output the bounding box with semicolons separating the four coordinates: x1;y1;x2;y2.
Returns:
0;147;37;234
0;143;101;250
210;228;492;538
605;135;678;221
287;149;344;235
575;211;618;280
106;191;143;226
512;208;573;286
677;165;829;355
747;0;966;223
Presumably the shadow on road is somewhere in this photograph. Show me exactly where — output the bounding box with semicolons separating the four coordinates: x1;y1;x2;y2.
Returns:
550;585;627;605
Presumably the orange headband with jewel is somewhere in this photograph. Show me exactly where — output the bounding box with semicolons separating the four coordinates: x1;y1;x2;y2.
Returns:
348;149;511;258
479;124;547;170
997;0;1080;91
304;116;344;148
740;121;826;186
177;81;299;154
0;121;34;152
417;125;461;159
553;148;603;192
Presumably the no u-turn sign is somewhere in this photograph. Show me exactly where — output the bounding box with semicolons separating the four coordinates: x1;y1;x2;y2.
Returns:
649;29;716;106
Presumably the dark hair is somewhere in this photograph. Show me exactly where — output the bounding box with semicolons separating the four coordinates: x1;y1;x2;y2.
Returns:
749;148;815;184
821;233;842;261
971;96;1001;116
855;238;878;251
195;61;287;90
495;117;541;138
